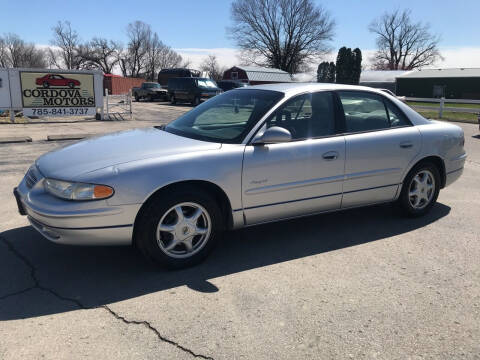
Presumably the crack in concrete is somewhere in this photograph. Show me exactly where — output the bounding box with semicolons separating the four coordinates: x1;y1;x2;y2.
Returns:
0;286;36;300
101;305;214;360
0;235;214;360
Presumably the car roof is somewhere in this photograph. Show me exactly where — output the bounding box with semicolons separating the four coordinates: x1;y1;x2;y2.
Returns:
237;82;431;126
237;82;389;96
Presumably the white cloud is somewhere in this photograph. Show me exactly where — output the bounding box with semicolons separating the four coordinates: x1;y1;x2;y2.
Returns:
437;47;480;68
174;48;241;69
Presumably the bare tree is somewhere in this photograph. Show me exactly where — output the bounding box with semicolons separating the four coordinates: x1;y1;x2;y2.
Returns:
116;21;184;79
144;33;183;80
0;33;47;68
49;21;86;69
228;0;335;74
80;37;120;73
200;55;225;81
117;21;151;77
369;9;442;70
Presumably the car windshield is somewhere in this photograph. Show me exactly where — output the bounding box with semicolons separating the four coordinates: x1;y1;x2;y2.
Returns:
144;83;160;88
164;89;284;143
197;79;217;89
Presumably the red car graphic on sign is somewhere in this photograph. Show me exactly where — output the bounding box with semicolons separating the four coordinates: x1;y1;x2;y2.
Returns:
35;74;81;88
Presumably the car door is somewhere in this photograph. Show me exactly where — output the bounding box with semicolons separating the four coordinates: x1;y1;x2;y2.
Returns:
51;75;64;86
337;91;421;208
242;91;346;225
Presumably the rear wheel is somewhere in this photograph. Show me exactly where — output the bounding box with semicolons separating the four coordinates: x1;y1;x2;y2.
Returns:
134;94;140;102
43;81;49;88
135;188;223;269
192;96;200;106
398;162;440;217
170;95;176;105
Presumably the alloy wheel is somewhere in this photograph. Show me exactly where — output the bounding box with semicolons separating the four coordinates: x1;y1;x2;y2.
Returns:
156;202;211;259
408;170;435;210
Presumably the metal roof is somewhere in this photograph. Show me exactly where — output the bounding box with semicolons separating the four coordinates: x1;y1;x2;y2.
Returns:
231;66;293;82
396;68;480;79
360;70;408;82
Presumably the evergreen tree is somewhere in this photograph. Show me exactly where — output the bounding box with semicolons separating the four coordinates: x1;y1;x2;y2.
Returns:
335;47;362;84
327;62;336;82
352;48;362;84
335;47;348;84
317;62;330;82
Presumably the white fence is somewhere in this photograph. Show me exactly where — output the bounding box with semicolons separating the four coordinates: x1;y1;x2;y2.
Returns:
104;89;132;121
406;97;480;119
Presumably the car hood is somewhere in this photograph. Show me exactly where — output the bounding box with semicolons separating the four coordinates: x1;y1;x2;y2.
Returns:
36;128;221;179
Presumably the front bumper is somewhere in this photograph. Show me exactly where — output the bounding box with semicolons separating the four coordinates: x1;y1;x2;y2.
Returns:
151;92;168;99
14;174;139;246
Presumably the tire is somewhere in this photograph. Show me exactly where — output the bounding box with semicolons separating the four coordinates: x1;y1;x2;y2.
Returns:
398;162;440;217
170;95;176;105
134;94;140;102
134;187;223;269
146;94;152;102
43;81;49;88
192;96;200;106
68;82;75;88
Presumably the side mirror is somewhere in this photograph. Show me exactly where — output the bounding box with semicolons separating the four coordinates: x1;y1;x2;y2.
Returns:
252;126;292;145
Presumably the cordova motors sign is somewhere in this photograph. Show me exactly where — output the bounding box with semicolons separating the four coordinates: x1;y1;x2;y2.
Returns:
20;71;96;116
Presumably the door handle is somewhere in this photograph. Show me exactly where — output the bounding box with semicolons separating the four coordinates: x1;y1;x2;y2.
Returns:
322;151;338;161
400;141;413;149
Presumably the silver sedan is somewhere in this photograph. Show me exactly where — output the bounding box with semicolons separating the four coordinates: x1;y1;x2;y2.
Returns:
14;83;466;268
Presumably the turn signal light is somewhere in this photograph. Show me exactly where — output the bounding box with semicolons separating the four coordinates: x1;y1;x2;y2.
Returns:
94;185;114;199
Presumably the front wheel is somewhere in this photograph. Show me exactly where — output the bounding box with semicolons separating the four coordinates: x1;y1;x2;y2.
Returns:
170;95;176;105
134;94;140;102
398;162;440;217
134;188;223;269
192;96;200;106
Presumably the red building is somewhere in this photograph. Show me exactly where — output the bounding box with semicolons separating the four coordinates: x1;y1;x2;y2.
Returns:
222;66;292;85
103;74;145;95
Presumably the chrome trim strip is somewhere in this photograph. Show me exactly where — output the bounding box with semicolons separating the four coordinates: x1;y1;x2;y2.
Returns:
28;216;132;231
245;174;344;195
447;167;463;175
344;168;402;180
450;153;467;161
243;183;401;210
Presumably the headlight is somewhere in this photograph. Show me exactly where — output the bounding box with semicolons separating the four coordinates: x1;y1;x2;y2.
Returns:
44;179;114;201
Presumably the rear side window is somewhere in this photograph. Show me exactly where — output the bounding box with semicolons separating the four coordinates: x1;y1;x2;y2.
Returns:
385;100;410;127
266;91;336;140
338;92;390;132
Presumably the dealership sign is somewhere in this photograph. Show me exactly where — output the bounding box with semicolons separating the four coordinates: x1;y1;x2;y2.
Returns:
20;72;96;116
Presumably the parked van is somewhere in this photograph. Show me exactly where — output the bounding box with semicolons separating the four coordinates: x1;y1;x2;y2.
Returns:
216;80;248;92
168;78;222;105
158;68;200;86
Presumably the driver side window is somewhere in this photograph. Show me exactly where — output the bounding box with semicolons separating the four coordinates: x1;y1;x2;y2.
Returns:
266;92;336;140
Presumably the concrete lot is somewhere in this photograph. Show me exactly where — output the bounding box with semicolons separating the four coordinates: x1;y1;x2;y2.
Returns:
0;114;479;359
0;101;191;142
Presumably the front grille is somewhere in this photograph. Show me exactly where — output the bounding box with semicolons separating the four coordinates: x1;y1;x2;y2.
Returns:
25;166;39;188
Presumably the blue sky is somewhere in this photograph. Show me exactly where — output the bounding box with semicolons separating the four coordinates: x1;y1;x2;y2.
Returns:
3;0;480;68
